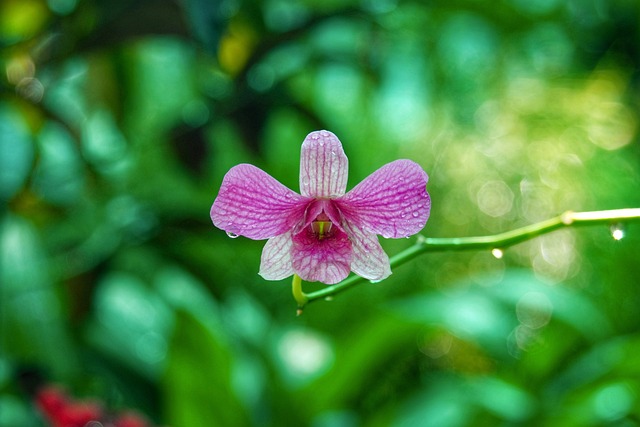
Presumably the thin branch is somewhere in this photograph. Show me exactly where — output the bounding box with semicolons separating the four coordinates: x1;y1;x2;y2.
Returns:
298;208;640;309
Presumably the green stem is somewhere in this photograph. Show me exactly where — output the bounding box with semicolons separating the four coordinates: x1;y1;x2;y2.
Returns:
291;274;308;314
301;208;640;308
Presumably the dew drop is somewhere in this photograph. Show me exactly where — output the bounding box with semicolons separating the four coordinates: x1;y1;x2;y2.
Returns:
491;248;504;259
610;223;625;241
226;231;239;239
412;211;419;217
324;296;334;302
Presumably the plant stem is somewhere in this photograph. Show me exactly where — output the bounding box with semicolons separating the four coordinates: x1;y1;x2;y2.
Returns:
291;274;308;314
300;208;640;308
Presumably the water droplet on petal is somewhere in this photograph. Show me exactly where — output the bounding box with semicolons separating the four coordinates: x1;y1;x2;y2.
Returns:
226;231;239;239
412;211;420;217
491;248;504;259
610;223;625;240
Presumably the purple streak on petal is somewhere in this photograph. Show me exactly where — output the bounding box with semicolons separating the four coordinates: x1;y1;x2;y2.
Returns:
291;227;352;284
336;160;430;238
211;164;311;240
299;130;349;198
343;222;391;281
259;232;294;280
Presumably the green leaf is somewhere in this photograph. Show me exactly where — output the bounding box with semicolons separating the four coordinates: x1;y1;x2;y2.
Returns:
181;0;224;54
163;310;250;427
0;214;76;377
0;105;34;202
299;315;421;416
85;272;173;379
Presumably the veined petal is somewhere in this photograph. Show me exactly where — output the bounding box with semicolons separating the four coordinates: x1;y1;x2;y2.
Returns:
211;164;310;240
336;160;430;238
259;232;294;280
292;227;352;284
343;222;391;281
299;130;348;198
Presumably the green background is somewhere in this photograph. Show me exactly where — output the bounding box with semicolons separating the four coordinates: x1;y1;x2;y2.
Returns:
1;0;639;425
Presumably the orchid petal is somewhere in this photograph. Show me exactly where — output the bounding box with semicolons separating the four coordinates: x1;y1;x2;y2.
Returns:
259;232;294;280
336;160;430;238
292;227;352;284
211;164;310;240
343;222;391;281
299;130;348;198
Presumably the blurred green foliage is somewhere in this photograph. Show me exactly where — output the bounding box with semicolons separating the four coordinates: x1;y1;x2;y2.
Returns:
1;0;640;426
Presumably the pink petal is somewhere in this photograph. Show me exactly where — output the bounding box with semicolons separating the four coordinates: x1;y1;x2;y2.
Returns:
211;164;310;240
291;227;352;284
259;232;294;280
299;130;349;198
336;160;430;238
342;222;391;281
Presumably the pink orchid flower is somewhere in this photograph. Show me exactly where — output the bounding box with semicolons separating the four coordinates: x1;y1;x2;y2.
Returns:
211;130;430;285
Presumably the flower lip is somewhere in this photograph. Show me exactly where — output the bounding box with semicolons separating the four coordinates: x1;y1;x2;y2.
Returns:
297;198;345;235
296;200;342;241
311;212;334;240
292;221;352;284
